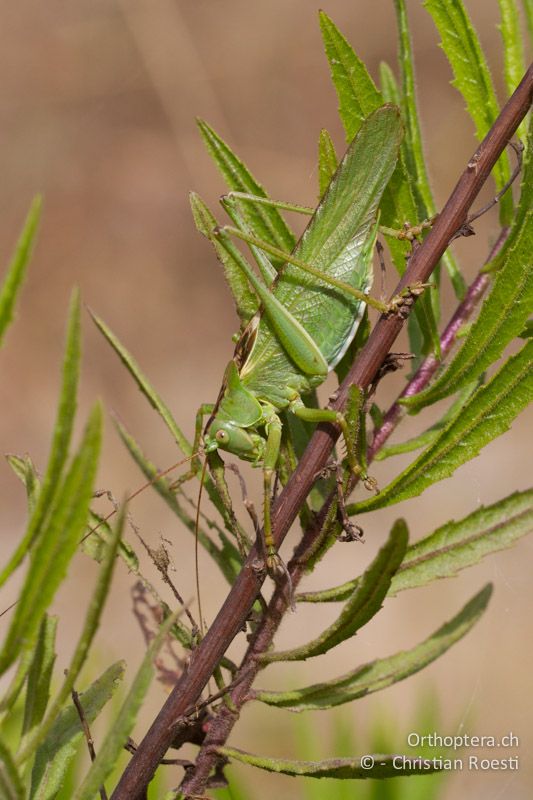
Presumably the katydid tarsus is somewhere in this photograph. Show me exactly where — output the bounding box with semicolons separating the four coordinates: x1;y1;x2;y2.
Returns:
193;104;414;573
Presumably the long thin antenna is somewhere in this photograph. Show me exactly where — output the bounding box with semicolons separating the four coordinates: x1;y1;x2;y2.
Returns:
80;451;200;544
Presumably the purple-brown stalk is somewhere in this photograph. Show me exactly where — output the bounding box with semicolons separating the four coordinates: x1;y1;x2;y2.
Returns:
112;64;532;800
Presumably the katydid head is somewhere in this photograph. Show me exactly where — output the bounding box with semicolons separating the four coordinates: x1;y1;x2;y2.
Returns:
203;361;266;461
204;418;265;462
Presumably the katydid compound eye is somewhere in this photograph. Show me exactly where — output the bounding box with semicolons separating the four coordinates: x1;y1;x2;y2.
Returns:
215;429;228;443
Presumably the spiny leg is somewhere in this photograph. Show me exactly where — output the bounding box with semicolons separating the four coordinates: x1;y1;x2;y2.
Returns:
315;460;364;542
223;191;314;217
208;451;251;559
334;462;365;542
261;413;283;573
218;223;431;318
226;463;260;543
222;188;436;318
292;396;378;494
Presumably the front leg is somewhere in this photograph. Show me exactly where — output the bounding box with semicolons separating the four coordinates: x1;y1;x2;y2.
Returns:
169;403;214;490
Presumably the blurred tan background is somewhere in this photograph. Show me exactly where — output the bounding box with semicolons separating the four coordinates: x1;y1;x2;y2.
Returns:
0;1;531;797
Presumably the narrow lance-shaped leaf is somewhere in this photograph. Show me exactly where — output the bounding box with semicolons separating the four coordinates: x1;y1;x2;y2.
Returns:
73;611;181;800
391;489;533;595
256;585;491;711
318;129;338;198
489;112;533;272
218;747;441;780
89;310;191;456
29;662;125;800
190;192;258;325
349;341;533;514
262;521;408;663
0;195;42;347
319;10;439;356
497;0;527;142
7;450;139;575
0;289;81;588
376;380;480;459
0;629;41;717
197;119;295;264
299;490;533;603
424;0;512;223
21;616;58;739
394;0;465;300
0;404;102;677
0;737;24;800
319;11;381;133
402;209;532;411
379;61;401;106
18;503;126;764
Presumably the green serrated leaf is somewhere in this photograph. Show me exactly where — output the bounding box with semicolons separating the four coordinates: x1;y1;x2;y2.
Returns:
318;129;338;199
394;0;465;300
300;490;532;603
390;489;533;594
424;0;512;224
257;585;491;710
73;611;180;800
0;290;81;588
29;661;125;800
20;505;125;764
197;119;295;263
395;0;435;218
0;404;102;677
0;629;41;717
90;310;191;456
190;192;258;324
0;195;42;347
21;616;58;739
263;521;408;663
319;10;382;135
0;736;24;800
320;11;439;355
498;0;527;143
401;208;532;410
377;380;480;459
218;747;441;780
349;342;533;515
489;113;533;272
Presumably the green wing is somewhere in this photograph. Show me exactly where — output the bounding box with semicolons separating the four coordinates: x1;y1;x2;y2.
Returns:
240;105;402;402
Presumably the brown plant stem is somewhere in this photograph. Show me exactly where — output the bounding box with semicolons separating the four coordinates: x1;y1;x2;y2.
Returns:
111;63;532;800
